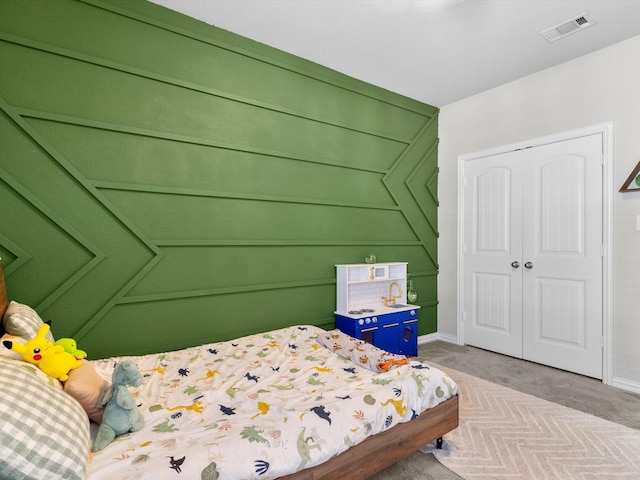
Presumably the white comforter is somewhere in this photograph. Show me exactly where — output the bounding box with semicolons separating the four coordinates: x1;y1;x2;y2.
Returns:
86;325;457;479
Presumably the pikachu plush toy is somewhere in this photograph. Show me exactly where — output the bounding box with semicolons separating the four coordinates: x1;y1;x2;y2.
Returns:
3;324;82;381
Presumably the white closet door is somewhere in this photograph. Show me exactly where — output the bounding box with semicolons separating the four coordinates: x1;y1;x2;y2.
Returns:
462;150;523;358
462;134;603;378
521;134;603;378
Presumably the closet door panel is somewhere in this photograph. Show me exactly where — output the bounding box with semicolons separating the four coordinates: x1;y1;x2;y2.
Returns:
462;152;523;357
521;134;603;378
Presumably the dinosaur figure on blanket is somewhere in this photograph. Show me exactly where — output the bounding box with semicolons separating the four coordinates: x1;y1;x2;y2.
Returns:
166;400;204;415
381;398;407;417
296;427;321;470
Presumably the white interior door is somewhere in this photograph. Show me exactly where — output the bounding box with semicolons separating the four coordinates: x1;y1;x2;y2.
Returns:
520;135;603;378
462;150;523;358
462;134;603;378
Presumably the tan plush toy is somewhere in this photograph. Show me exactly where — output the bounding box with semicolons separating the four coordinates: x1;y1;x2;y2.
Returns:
2;324;82;381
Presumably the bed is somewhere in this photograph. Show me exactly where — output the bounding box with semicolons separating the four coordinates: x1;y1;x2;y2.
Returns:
0;261;458;480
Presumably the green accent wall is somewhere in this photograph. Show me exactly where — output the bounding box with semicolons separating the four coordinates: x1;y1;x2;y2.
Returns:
0;0;439;358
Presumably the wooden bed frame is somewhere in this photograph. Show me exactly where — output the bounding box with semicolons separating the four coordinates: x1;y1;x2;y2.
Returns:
0;261;458;480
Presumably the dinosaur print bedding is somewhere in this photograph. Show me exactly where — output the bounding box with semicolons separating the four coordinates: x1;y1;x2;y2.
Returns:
85;325;457;480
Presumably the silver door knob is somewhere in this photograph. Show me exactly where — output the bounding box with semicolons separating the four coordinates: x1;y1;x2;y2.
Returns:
511;261;520;268
524;262;533;269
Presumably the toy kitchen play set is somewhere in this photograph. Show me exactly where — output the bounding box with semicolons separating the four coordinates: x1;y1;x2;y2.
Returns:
335;261;419;356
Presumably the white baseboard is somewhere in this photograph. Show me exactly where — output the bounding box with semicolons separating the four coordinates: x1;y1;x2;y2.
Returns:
418;332;458;345
611;376;640;395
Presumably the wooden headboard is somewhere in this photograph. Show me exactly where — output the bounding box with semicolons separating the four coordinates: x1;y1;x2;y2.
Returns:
0;261;8;320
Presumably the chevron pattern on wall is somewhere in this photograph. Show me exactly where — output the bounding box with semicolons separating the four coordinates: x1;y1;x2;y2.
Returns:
0;0;439;358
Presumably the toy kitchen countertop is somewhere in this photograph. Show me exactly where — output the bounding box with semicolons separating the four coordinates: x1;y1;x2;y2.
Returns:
334;303;420;319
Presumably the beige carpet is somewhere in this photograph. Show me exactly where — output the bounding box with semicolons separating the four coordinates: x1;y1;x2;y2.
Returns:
421;364;640;479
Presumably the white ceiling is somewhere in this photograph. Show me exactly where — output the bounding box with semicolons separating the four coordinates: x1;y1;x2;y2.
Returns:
148;0;640;107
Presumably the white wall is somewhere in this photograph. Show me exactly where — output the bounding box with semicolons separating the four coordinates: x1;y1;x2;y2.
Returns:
438;34;640;390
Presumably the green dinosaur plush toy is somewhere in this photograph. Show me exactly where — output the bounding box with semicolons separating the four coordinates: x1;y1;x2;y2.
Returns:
91;359;144;452
55;338;87;359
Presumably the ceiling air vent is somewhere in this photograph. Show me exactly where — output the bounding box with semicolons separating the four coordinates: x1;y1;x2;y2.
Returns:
540;13;596;42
